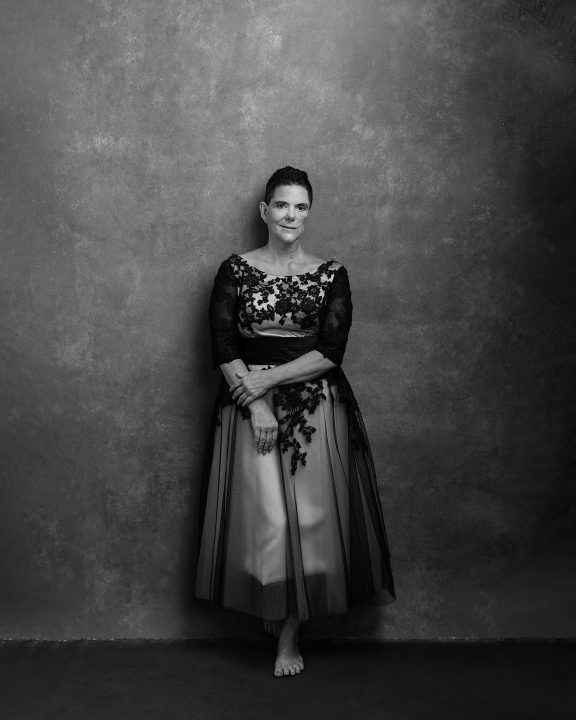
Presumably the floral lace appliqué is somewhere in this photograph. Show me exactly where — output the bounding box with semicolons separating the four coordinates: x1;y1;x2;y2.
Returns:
274;380;327;475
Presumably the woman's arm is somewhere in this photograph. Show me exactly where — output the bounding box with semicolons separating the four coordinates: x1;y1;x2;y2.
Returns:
209;260;278;454
220;359;279;454
208;260;259;391
267;351;336;385
219;357;251;389
230;351;335;406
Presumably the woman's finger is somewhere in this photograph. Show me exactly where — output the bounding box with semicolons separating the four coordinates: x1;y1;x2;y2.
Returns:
257;430;266;453
261;430;270;454
271;427;278;445
231;386;244;400
267;427;278;453
263;429;274;454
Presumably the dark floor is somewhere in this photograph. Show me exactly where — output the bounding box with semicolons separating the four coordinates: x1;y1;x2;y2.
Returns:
0;639;574;720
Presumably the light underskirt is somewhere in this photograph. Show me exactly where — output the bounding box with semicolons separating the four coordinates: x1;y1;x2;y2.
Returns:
194;368;394;621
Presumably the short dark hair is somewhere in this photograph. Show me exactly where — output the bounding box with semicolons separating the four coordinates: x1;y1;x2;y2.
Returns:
264;166;313;206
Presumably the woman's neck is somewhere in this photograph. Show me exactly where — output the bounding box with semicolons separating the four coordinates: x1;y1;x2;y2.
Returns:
261;238;305;265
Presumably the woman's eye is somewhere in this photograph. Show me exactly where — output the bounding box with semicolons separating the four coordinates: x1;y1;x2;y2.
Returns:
297;206;308;212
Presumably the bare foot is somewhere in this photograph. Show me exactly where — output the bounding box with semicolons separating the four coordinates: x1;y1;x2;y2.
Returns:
263;620;281;638
274;616;304;677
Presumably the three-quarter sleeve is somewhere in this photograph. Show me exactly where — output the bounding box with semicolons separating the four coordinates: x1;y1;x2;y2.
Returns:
209;259;242;368
316;265;353;366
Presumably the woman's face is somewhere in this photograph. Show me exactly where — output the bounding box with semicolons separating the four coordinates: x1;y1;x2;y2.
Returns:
259;184;311;245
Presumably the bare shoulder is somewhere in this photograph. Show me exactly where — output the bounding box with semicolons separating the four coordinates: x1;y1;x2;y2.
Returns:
303;253;336;271
307;253;328;266
303;254;337;273
311;252;343;269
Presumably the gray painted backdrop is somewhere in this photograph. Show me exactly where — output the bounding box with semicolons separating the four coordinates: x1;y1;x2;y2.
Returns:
1;0;575;639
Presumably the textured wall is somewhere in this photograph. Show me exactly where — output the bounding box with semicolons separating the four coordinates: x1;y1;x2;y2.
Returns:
1;0;575;639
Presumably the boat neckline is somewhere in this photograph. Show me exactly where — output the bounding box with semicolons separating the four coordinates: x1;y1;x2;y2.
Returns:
231;253;335;278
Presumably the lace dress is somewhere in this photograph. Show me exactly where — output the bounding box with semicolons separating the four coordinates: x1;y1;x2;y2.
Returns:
194;254;395;621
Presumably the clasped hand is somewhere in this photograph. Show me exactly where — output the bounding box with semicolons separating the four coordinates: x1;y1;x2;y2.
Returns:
230;369;272;407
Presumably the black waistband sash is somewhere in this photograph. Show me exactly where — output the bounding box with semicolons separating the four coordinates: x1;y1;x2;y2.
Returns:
239;335;318;365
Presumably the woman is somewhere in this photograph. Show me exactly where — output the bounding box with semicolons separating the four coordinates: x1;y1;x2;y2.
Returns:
195;166;395;677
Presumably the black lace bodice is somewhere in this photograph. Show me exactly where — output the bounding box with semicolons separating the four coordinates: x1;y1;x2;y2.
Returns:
209;254;352;367
208;253;358;474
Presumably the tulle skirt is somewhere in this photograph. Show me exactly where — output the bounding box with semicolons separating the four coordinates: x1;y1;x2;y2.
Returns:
194;368;395;621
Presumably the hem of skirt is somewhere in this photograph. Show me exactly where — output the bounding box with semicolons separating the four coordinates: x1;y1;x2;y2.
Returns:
192;587;396;622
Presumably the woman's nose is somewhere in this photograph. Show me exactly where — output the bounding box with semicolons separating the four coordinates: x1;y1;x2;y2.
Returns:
285;208;295;220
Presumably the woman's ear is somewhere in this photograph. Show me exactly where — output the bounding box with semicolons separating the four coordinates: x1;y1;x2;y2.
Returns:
259;201;268;223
